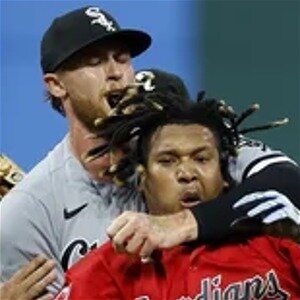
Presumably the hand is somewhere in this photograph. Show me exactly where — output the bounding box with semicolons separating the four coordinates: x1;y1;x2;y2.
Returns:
0;255;56;300
107;210;198;258
233;190;300;225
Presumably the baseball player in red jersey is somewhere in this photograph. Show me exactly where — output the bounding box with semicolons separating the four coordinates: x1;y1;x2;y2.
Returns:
60;236;299;299
56;92;300;300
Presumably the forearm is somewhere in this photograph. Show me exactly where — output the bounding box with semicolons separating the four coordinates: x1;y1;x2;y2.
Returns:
149;209;198;246
190;162;300;242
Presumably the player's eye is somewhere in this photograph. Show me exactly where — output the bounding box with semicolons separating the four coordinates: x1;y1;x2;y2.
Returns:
194;155;209;164
87;56;102;66
158;156;176;165
115;52;131;64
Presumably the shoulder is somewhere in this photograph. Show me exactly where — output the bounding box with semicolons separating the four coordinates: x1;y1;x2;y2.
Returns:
1;136;82;206
229;136;297;182
247;235;300;265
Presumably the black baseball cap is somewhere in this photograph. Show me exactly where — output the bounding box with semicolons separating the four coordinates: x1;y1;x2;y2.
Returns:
135;68;191;102
41;6;151;73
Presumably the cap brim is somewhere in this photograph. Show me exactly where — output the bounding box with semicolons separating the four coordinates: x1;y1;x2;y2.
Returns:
98;29;152;58
51;29;151;72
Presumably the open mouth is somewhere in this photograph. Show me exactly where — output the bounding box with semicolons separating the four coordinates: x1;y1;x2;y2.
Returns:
107;91;124;109
180;191;202;208
106;84;138;111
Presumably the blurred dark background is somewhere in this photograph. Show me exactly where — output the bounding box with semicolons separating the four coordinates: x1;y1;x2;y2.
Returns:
203;0;299;162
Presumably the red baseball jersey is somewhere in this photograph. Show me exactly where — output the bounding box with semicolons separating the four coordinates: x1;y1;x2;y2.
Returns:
56;235;300;300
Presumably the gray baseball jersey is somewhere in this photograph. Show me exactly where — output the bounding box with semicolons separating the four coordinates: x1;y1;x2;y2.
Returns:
0;135;145;293
0;135;296;294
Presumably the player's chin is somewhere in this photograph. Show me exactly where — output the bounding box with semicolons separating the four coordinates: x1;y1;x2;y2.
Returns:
180;201;201;209
163;204;184;215
82;115;108;133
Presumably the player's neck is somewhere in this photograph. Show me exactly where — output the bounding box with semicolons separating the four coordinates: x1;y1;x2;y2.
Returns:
69;119;110;182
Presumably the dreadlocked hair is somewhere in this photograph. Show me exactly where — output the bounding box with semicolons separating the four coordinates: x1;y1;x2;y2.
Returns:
85;90;288;186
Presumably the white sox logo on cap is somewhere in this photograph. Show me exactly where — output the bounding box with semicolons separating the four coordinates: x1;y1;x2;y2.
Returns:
85;7;116;32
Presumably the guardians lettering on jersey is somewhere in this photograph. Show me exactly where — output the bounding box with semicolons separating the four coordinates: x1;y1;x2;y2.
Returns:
134;270;289;300
61;238;100;271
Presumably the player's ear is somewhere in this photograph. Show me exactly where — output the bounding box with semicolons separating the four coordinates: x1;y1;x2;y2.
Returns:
43;72;67;99
136;164;146;193
222;179;230;193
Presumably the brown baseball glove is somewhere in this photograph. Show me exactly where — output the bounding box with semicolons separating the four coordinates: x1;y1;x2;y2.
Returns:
0;154;25;199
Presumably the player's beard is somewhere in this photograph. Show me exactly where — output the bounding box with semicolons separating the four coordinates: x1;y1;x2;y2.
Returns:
69;82;131;132
74;111;99;133
70;92;111;133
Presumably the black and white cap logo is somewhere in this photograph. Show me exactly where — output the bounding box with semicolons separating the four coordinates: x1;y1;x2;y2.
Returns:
85;7;116;32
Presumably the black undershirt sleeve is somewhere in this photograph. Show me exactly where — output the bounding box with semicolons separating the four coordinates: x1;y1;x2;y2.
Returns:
190;162;300;242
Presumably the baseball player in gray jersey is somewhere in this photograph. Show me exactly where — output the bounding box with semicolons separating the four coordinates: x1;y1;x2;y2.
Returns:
1;5;299;297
